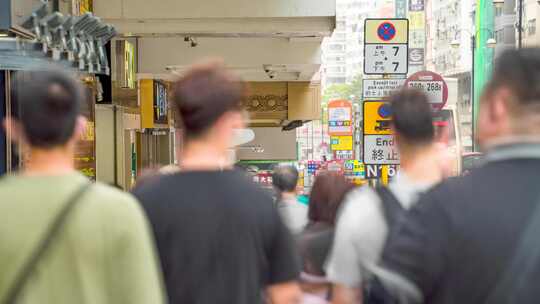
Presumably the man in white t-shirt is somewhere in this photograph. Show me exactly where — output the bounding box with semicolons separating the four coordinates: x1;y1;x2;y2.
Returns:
273;165;308;235
326;89;445;304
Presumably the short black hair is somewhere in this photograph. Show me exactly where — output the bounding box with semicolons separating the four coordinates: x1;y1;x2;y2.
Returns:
389;89;435;145
172;62;244;140
488;48;540;108
12;70;83;148
272;165;299;192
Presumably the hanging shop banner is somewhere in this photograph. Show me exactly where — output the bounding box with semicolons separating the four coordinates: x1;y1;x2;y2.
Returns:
328;100;353;136
405;71;449;111
331;136;354;151
409;0;425;11
363;101;393;135
364;19;409;75
363;79;405;99
363;135;400;165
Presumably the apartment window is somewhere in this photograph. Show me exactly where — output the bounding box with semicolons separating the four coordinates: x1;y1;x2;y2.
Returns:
495;30;504;44
327;77;347;84
529;19;537;36
328;44;344;51
495;6;503;17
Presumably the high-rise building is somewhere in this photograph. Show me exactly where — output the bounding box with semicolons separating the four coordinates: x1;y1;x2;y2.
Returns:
321;0;378;88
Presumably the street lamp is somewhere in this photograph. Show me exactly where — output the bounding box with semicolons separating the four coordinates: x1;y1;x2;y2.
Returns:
451;29;496;152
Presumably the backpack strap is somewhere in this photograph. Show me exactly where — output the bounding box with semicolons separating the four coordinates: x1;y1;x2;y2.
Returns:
374;186;405;229
484;192;540;304
2;182;92;304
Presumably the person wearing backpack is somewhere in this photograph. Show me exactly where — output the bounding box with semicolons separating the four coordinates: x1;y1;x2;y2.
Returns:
326;89;445;304
0;70;165;304
376;48;540;304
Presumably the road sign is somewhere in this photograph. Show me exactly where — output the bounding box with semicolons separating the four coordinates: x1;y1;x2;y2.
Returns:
405;71;449;111
331;136;353;151
363;135;400;165
364;19;408;75
365;19;409;44
364;44;408;75
363;101;393;135
363;79;405;99
328;100;353;135
365;164;400;179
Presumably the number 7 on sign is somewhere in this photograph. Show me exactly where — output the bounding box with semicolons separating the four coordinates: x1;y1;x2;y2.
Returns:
392;62;400;72
392;46;399;56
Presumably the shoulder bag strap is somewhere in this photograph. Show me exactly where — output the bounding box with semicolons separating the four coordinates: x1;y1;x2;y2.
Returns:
2;182;92;304
375;186;405;229
485;193;540;304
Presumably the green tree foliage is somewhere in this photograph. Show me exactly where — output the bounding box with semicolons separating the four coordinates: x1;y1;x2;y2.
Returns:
322;75;363;104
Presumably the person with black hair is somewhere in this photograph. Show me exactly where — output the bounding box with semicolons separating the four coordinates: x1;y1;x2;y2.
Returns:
377;48;540;304
132;61;302;304
0;70;165;304
273;165;308;235
326;89;445;304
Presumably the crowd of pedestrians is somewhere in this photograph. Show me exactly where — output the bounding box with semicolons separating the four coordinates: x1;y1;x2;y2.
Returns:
1;48;540;304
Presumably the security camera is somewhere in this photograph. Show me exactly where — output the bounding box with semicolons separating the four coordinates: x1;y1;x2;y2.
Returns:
269;74;275;79
190;41;198;47
184;36;190;42
264;68;270;73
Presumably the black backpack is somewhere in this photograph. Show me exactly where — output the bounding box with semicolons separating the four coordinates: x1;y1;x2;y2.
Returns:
363;186;406;304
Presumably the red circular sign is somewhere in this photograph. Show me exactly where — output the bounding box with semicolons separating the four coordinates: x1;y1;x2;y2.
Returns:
377;22;397;41
404;71;449;111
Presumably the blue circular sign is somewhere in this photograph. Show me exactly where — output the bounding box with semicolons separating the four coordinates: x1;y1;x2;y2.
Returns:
377;22;396;42
378;103;392;118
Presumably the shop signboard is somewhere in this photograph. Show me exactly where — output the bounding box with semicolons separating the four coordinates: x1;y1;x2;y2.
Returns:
363;79;405;99
335;150;354;161
328;100;353;136
364;19;409;75
409;11;425;30
331;136;353;151
345;160;366;178
395;0;407;18
409;48;425;65
405;71;449;111
363;101;393;135
153;81;168;124
409;0;425;11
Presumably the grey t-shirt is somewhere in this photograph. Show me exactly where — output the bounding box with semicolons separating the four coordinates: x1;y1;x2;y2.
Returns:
325;173;434;287
277;197;308;235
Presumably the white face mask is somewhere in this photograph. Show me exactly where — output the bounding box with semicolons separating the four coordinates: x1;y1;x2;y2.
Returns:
230;128;255;148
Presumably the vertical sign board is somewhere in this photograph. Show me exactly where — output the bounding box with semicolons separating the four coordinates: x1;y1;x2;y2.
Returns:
364;19;409;75
395;0;407;18
0;72;5;175
363;101;400;165
328;100;353;136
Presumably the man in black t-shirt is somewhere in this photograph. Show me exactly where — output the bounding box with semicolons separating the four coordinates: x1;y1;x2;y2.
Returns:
376;48;540;304
133;61;301;304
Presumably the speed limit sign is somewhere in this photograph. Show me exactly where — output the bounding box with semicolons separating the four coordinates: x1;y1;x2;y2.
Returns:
404;71;448;111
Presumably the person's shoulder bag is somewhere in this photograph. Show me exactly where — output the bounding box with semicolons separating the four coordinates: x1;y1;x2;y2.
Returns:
1;182;92;304
363;186;406;304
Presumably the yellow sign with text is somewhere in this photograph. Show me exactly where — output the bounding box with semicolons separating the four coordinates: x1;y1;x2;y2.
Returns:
409;12;425;30
365;19;409;44
363;101;393;135
331;136;353;151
